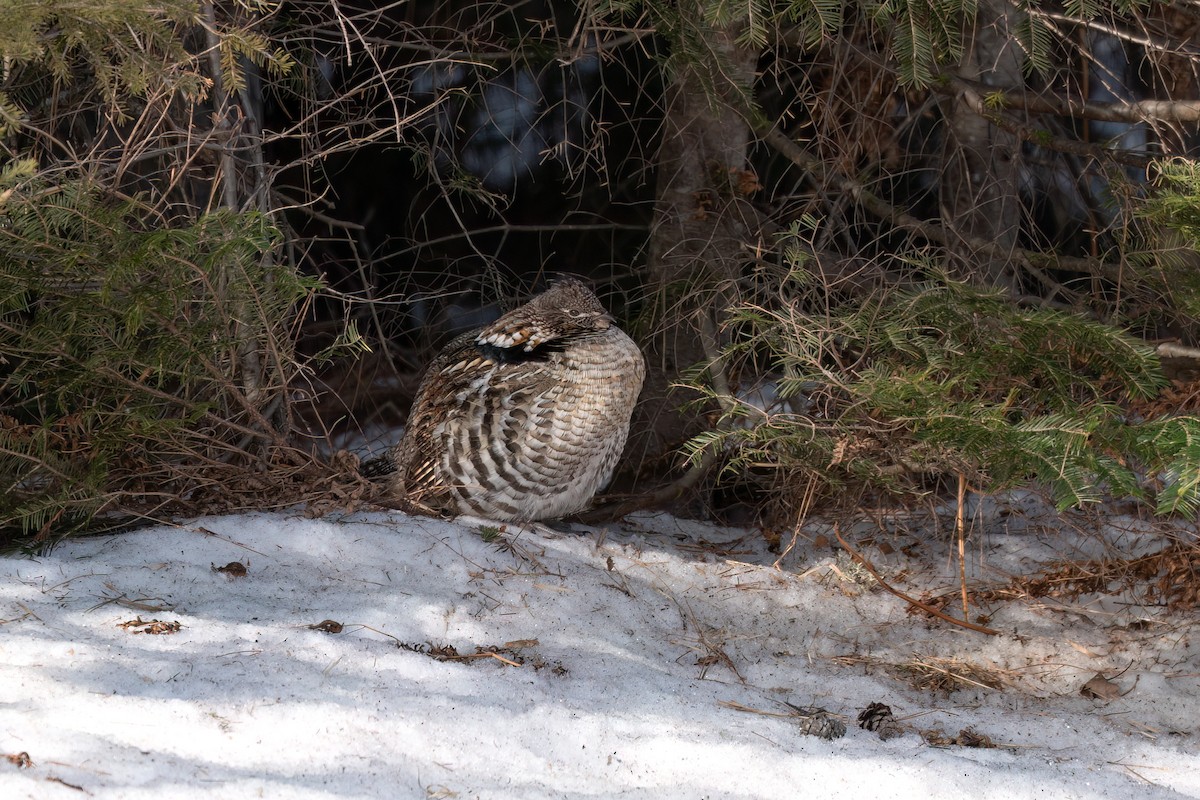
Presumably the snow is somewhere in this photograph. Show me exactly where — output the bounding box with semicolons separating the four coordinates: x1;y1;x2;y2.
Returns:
2;503;1199;799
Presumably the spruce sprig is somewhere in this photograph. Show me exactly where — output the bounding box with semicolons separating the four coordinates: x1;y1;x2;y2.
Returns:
0;176;316;543
686;259;1200;516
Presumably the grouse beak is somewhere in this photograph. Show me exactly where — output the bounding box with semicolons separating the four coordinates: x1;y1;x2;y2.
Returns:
594;312;613;330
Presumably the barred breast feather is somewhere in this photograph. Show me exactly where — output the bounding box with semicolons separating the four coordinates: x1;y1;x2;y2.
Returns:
387;278;645;522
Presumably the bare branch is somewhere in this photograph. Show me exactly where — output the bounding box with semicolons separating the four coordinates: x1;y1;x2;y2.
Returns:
757;125;1127;285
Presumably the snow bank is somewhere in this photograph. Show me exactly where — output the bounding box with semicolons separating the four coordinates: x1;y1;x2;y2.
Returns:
2;507;1197;798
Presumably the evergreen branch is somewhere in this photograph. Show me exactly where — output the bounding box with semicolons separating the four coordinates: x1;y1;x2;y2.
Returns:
942;74;1200;125
950;83;1153;170
680;259;1191;520
830;38;1200;125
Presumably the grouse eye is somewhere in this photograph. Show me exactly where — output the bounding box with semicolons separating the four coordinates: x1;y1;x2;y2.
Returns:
566;309;611;329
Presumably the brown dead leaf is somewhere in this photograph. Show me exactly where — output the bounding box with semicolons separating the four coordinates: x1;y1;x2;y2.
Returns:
923;727;997;748
956;728;995;748
5;751;32;768
1067;640;1105;659
503;639;539;649
1080;673;1122;701
118;617;181;635
309;619;344;634
213;561;248;578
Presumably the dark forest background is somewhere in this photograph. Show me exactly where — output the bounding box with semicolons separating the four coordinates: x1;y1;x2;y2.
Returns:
4;0;1200;547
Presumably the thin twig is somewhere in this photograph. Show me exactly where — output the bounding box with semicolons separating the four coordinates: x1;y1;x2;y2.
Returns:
758;125;1125;285
957;473;968;622
833;524;1000;636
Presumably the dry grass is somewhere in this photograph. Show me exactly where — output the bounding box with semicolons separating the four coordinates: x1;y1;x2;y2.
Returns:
830;653;1012;696
936;541;1200;613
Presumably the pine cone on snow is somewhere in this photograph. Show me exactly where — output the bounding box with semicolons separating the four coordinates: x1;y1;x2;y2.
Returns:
857;702;903;740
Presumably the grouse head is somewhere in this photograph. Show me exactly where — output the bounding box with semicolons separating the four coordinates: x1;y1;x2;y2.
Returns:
475;278;614;353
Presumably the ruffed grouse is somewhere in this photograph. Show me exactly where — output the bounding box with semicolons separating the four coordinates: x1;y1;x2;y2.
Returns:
383;278;645;522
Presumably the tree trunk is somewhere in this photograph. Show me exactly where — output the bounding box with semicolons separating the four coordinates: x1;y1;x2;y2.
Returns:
938;0;1026;291
625;10;760;482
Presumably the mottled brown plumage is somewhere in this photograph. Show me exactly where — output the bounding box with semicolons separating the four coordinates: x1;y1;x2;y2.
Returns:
387;278;645;521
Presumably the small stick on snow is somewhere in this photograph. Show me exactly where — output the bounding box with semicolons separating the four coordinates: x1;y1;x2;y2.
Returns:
834;524;1000;636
